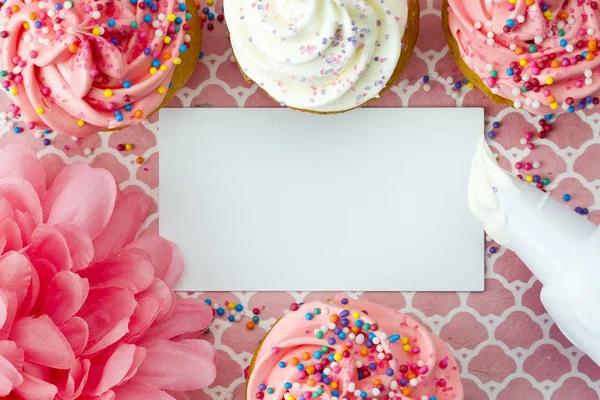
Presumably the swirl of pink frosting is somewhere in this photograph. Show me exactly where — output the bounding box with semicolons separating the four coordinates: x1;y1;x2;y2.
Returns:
447;0;600;115
247;295;463;400
0;0;193;137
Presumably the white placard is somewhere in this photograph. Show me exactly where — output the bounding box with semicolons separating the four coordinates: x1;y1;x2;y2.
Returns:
159;108;484;291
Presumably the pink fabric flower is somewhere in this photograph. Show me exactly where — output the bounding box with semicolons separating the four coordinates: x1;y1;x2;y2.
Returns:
0;144;217;399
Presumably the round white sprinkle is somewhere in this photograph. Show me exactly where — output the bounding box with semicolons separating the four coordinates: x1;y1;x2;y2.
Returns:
585;78;593;86
532;100;540;109
525;97;533;106
566;44;574;52
451;91;460;99
557;21;565;29
43;38;51;46
512;88;520;96
12;66;22;74
372;389;381;397
410;378;419;387
474;21;482;29
522;73;530;81
533;161;541;169
92;11;101;19
389;393;396;399
517;15;525;23
514;100;522;108
485;64;494;72
233;314;241;321
431;71;439;79
47;9;54;16
356;361;363;368
486;38;495;46
372;337;380;345
446;76;454;84
568;17;575;25
417;359;425;367
84;148;92;156
155;29;163;38
158;13;166;21
509;43;517;50
487;32;494;38
23;34;32;42
520;138;528;145
377;352;385;360
153;20;161;29
534;35;543;44
34;131;43;138
64;1;73;8
491;88;499;94
41;27;49;34
422;84;431;92
585;69;593;78
588;28;595;35
292;383;301;390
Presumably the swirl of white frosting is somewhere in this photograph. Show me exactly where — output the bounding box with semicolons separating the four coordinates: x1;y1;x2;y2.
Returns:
225;0;408;112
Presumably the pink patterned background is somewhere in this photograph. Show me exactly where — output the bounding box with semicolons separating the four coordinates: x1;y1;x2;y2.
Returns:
2;0;600;399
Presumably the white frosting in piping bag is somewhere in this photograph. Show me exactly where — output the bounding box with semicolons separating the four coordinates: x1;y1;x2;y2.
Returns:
224;0;408;112
468;138;520;248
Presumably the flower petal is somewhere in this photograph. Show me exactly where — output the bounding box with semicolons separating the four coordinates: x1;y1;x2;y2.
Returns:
0;291;17;340
92;192;149;262
41;163;90;221
85;344;146;396
27;225;72;272
0;355;23;396
25;258;57;317
13;372;58;400
113;382;175;400
0;293;7;333
0;341;24;370
76;288;136;357
53;358;90;400
55;224;94;272
127;237;184;288
179;339;218;365
9;315;75;369
0;176;43;228
0;219;23;253
41;271;89;326
79;248;154;294
46;168;117;240
0;144;45;196
0;252;32;312
140;298;213;344
133;340;217;391
59;317;89;357
121;288;163;344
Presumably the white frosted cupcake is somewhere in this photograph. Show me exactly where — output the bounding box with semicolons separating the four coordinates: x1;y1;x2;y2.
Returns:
224;0;419;114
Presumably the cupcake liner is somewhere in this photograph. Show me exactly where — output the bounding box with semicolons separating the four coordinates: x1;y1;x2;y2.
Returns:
233;0;420;115
441;0;513;107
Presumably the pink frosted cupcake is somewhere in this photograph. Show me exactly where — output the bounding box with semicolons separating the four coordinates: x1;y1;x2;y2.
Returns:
0;0;201;137
444;0;600;115
246;295;464;400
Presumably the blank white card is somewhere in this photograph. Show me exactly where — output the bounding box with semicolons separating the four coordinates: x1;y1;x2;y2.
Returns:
159;108;484;292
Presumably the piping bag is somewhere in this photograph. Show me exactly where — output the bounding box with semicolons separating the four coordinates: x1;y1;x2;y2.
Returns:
469;139;600;366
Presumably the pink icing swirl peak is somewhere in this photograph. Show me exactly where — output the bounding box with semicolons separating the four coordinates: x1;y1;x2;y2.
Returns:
0;0;192;137
247;295;464;400
447;0;600;115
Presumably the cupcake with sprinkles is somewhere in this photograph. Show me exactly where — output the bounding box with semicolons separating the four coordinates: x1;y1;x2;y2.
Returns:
443;0;600;115
246;295;464;400
0;0;201;137
224;0;419;114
